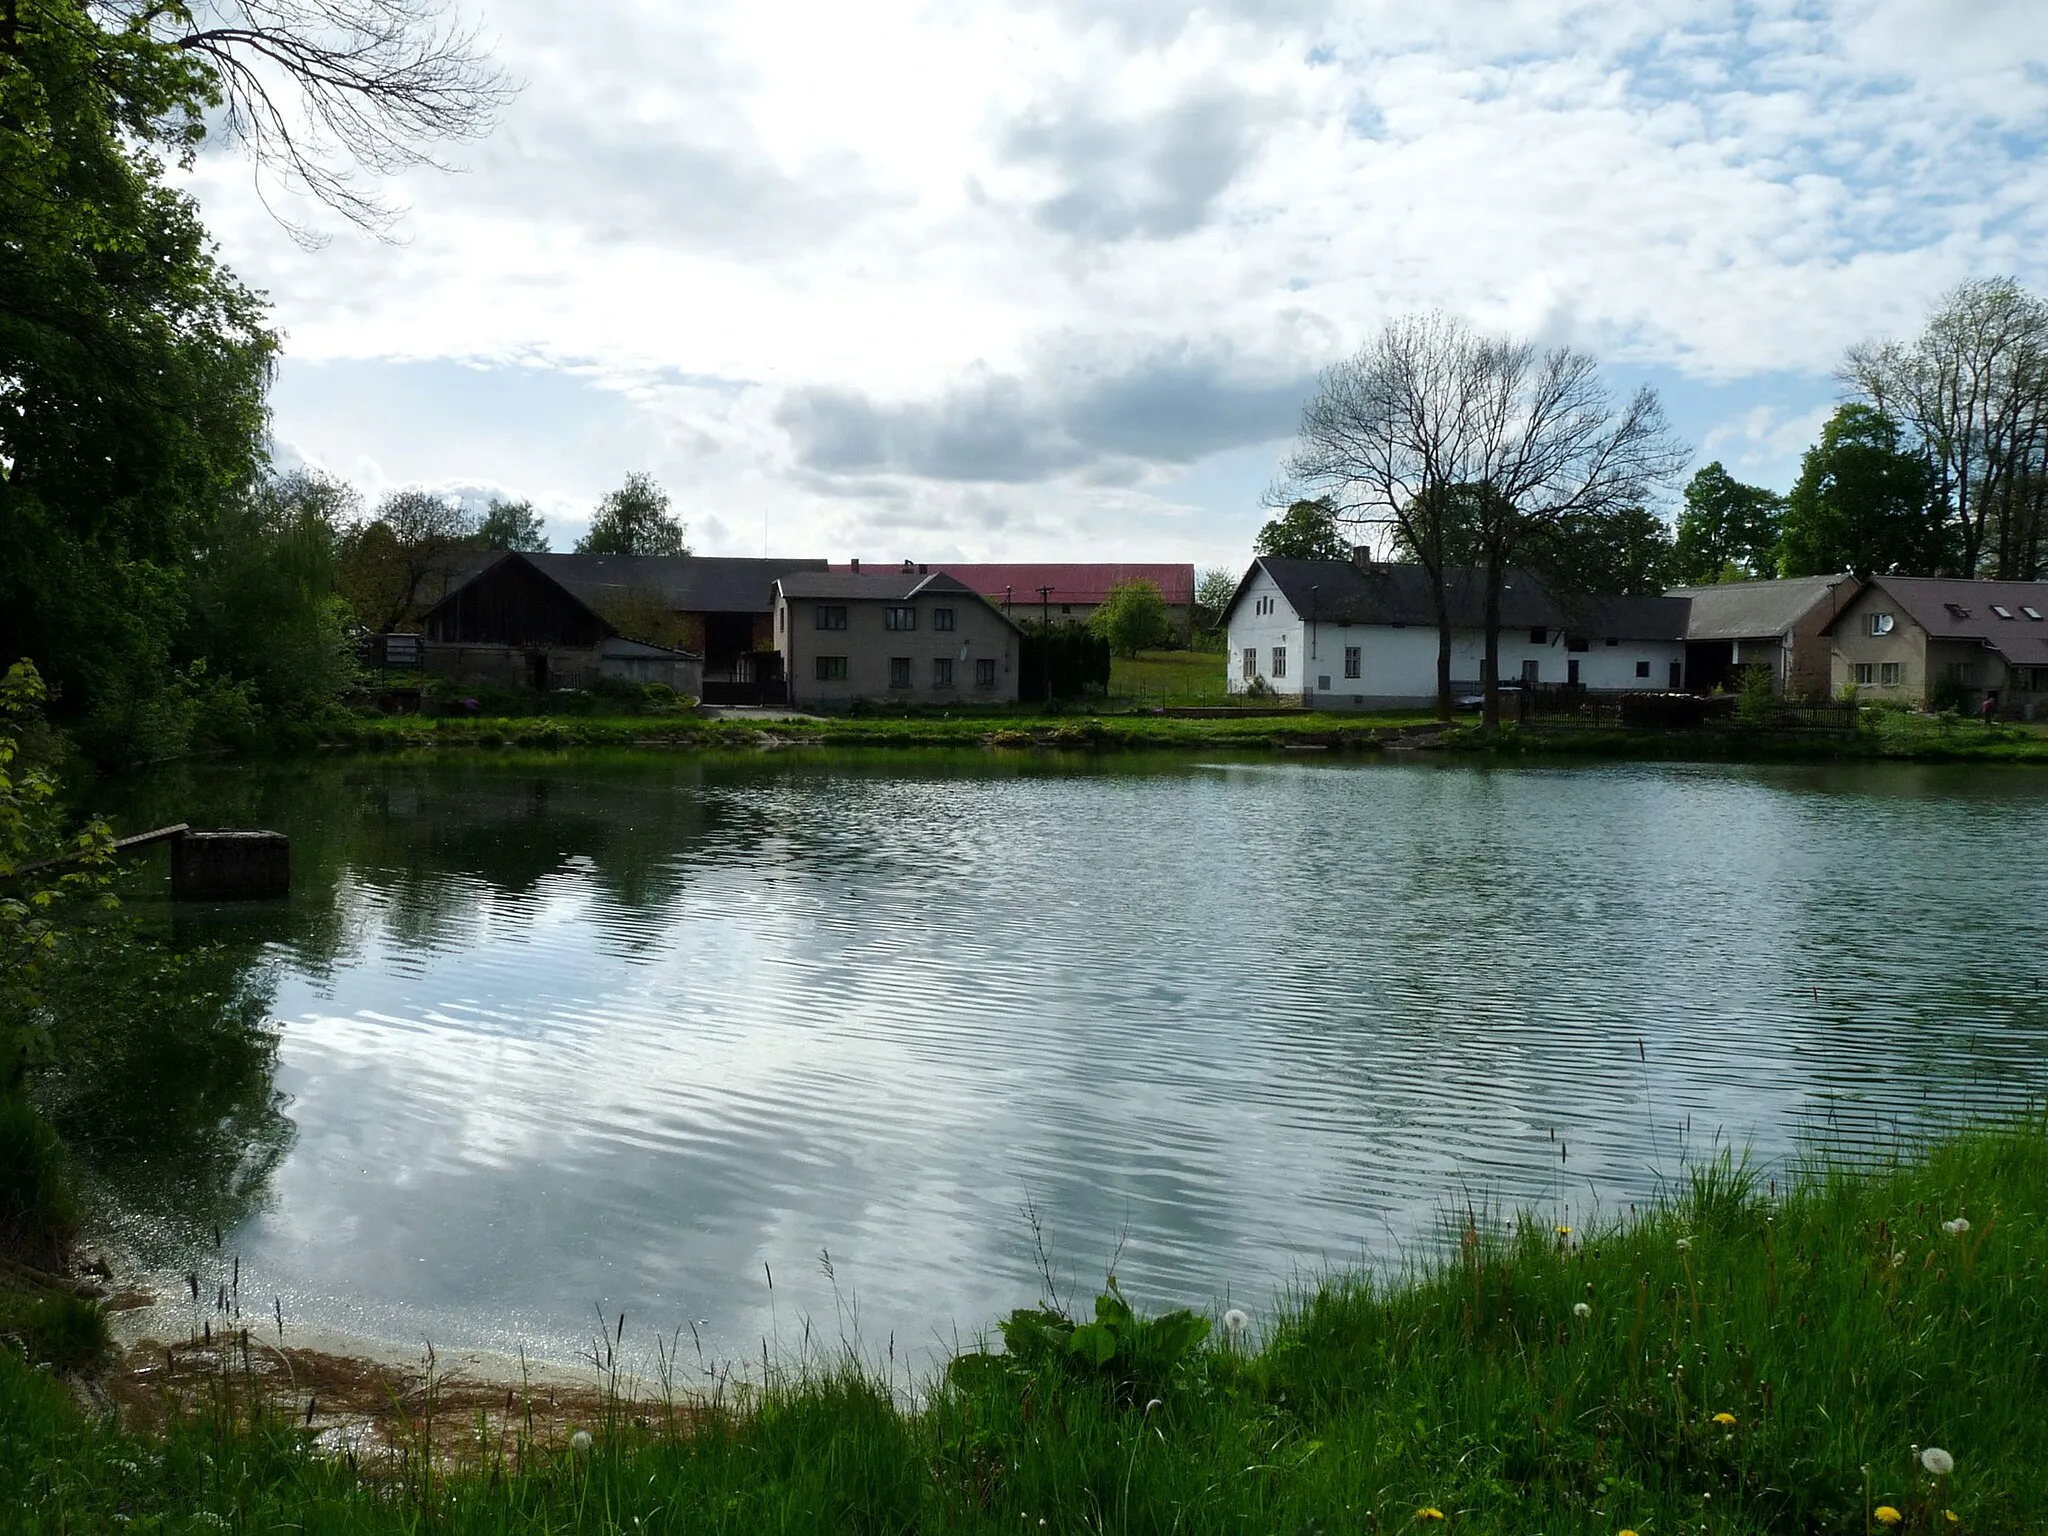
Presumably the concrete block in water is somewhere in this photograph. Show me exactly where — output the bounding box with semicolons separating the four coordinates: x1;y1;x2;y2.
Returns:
171;830;290;900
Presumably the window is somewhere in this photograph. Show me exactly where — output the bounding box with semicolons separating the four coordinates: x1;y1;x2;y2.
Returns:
1944;602;1971;620
1566;635;1590;653
1318;675;1332;690
1243;647;1258;679
1606;637;1620;647
815;655;848;681
932;657;954;687
1529;627;1548;645
777;607;785;632
816;605;848;631
1944;661;1978;685
888;657;913;688
975;658;997;688
2031;667;2048;690
2024;607;2044;621
1061;603;1072;614
1992;605;2015;619
1866;612;1895;636
1271;646;1287;678
1880;662;1903;686
1343;645;1361;680
932;607;956;632
1853;663;1875;685
884;606;917;631
1635;660;1651;678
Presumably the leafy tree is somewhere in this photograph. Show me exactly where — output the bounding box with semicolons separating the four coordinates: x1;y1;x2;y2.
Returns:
477;497;549;552
1194;567;1239;631
336;489;478;632
1089;579;1170;658
1673;464;1785;583
1779;405;1943;577
576;473;690;557
1254;498;1350;561
1527;505;1677;596
186;471;357;717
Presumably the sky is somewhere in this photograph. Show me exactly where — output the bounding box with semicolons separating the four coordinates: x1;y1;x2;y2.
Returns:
179;0;2048;567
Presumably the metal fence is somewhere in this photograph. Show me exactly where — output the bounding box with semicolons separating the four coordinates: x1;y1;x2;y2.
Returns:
1512;686;1859;732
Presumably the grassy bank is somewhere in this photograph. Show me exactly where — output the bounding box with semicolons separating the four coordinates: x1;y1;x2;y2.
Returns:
7;1119;2047;1533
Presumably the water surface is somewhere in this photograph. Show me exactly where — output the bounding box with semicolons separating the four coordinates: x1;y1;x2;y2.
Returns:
95;752;2048;1371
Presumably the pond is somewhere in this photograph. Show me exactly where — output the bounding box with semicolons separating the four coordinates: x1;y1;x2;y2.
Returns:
90;751;2048;1373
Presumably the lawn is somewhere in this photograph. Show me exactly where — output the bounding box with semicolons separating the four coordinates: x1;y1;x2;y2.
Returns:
1107;647;1230;702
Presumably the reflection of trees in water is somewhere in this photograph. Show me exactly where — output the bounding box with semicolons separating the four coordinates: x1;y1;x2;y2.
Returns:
34;929;293;1264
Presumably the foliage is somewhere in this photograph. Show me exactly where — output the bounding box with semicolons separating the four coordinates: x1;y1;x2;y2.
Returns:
337;489;479;632
1018;623;1111;699
1526;503;1676;595
7;1121;2048;1531
1674;462;1786;582
476;496;549;552
1780;405;1943;577
0;1285;105;1369
576;473;690;557
187;471;359;719
0;2;278;752
1254;497;1350;561
0;1094;75;1273
1193;566;1240;630
1735;662;1776;724
593;586;694;651
1088;578;1171;657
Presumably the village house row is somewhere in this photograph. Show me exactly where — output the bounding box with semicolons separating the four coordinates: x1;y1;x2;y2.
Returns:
395;547;2048;719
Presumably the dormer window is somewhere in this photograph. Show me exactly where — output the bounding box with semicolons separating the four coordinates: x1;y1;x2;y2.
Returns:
1866;612;1895;636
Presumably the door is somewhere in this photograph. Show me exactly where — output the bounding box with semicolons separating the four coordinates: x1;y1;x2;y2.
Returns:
1567;659;1581;687
527;651;549;691
1669;660;1683;690
1521;659;1540;686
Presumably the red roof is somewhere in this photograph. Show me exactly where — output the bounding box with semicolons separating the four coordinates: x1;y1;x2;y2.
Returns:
831;562;1194;606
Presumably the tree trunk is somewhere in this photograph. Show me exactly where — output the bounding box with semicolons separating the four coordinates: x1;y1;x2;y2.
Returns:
1481;552;1505;731
1431;585;1453;720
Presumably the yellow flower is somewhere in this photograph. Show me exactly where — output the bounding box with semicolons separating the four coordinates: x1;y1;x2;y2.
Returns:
1943;1512;1959;1525
1618;1529;1639;1536
1555;1225;1573;1237
1415;1509;1446;1522
1874;1507;1904;1526
1712;1412;1737;1426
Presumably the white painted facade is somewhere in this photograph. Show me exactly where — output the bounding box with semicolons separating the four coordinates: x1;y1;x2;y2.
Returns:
1225;565;1686;708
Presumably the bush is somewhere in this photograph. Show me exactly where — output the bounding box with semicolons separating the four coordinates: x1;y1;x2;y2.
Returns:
1088;579;1171;658
0;1290;107;1369
0;1097;77;1272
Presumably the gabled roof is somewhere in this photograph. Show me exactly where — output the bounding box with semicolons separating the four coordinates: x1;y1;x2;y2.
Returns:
523;553;827;614
924;563;1197;607
776;570;1025;630
1847;576;2048;668
1664;574;1857;641
1225;558;1690;640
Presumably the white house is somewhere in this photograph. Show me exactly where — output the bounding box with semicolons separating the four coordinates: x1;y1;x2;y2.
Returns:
1221;556;1690;709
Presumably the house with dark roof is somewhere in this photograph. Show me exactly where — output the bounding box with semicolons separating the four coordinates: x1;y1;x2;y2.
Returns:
837;562;1198;640
1663;574;1857;697
775;564;1022;706
419;552;702;695
1825;576;2048;717
1221;556;1692;708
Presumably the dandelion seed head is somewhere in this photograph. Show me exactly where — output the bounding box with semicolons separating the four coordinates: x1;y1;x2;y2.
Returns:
1574;1302;1592;1318
1922;1447;1955;1477
569;1429;592;1453
1222;1308;1249;1338
1675;1237;1693;1251
1942;1217;1970;1237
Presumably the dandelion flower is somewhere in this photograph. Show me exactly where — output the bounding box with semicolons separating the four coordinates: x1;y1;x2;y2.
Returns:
1922;1446;1955;1476
1415;1508;1446;1522
1574;1302;1592;1319
1942;1217;1970;1237
569;1429;592;1453
1222;1307;1250;1342
1874;1507;1903;1525
1555;1225;1573;1237
1619;1530;1639;1536
1944;1512;1959;1525
1712;1412;1737;1427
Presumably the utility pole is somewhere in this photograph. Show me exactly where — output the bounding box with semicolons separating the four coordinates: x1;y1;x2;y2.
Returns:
1037;585;1054;705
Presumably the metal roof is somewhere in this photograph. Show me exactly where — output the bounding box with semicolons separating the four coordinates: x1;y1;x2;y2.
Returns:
1664;574;1856;641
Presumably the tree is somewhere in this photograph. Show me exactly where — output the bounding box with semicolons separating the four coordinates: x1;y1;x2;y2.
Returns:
336;488;477;631
1526;504;1677;596
1672;463;1785;583
1284;313;1494;718
1456;338;1687;727
1089;579;1170;658
1194;567;1239;631
1253;498;1350;561
477;497;548;552
576;474;690;557
1779;405;1941;578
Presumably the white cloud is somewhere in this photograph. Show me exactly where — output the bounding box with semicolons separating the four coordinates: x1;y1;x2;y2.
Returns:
182;0;2048;564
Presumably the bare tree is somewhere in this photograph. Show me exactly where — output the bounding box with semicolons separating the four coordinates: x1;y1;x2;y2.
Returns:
1462;340;1688;728
1282;313;1491;718
97;0;517;240
337;487;477;630
1843;278;2048;578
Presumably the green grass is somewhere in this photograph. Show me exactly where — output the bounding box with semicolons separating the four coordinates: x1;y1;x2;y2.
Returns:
7;1119;2048;1532
1107;648;1230;702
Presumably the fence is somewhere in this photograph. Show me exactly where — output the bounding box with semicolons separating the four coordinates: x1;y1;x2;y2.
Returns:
1513;686;1859;732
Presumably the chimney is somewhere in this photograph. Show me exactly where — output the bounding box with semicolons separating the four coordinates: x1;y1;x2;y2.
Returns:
902;559;915;574
1351;544;1373;571
919;563;928;575
850;557;860;574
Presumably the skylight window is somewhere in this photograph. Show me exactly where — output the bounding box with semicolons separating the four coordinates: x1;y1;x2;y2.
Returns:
2025;607;2044;621
1944;602;1971;620
1992;605;2015;619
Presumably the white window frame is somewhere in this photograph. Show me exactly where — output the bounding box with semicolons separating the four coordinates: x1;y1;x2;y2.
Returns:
1880;662;1903;686
1343;646;1361;680
1271;646;1287;679
1866;612;1895;636
1853;663;1875;686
